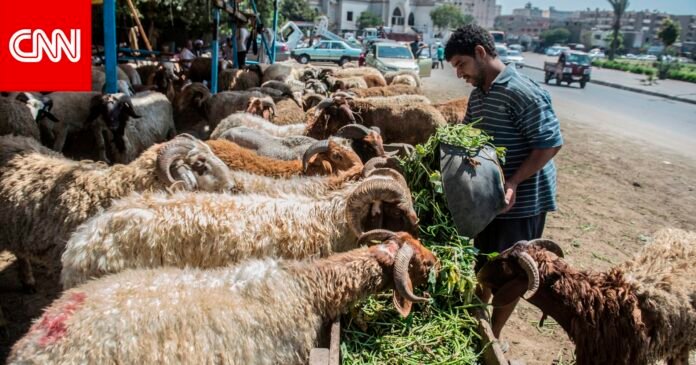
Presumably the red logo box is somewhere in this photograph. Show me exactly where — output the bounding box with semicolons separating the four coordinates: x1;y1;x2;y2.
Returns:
0;0;92;91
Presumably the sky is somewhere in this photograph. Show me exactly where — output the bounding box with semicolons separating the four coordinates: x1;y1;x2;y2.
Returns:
496;0;696;16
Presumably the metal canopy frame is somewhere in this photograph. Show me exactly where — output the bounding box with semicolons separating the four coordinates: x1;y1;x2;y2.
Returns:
102;0;280;94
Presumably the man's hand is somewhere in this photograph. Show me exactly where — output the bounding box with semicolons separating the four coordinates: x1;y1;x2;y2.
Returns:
501;181;518;213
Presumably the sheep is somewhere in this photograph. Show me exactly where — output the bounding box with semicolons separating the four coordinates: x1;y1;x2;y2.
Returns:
205;137;364;179
384;70;421;87
329;76;368;91
334;123;386;163
357;94;432;106
303;93;326;111
0;133;233;291
261;62;304;84
70;92;175;164
434;97;469;125
107;91;177;164
348;84;422;97
329;66;385;81
477;228;696;365
219;126;317;161
138;62;184;100
172;83;275;138
308;94;447;145
210;112;305;139
60;170;418;288
304;79;329;96
0;96;41;140
219;65;263;91
13;231;437;365
91;66;130;92
363;74;388;87
118;63;142;87
38;91;101;153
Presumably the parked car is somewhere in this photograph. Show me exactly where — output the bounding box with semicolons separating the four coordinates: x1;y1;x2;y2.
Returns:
291;40;362;65
496;45;509;64
365;41;429;76
544;50;591;88
588;49;606;60
506;49;525;68
545;46;569;56
508;43;525;52
245;36;290;62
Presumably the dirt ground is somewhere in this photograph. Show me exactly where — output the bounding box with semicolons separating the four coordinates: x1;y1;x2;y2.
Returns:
1;69;695;363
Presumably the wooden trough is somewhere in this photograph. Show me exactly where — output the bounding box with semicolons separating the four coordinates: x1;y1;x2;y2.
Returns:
309;309;509;365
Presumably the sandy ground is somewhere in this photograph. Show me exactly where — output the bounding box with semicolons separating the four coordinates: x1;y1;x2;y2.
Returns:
1;67;695;363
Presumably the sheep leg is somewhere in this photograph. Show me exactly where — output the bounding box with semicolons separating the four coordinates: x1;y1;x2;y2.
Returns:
0;307;7;338
17;257;36;294
52;122;70;152
93;126;111;164
666;347;690;365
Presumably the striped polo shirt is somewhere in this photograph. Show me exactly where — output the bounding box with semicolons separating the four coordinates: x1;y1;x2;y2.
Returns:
464;65;563;219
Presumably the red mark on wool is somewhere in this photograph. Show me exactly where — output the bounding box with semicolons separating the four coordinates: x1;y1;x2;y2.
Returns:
34;292;86;347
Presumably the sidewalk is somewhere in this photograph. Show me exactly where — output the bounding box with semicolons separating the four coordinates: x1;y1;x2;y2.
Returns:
523;52;696;105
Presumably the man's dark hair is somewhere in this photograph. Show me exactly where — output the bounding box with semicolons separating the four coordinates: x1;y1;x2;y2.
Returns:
444;24;497;61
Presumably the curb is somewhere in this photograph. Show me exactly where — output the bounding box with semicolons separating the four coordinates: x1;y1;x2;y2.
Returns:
525;65;696;106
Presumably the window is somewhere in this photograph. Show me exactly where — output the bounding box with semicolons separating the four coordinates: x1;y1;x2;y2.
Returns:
392;8;404;26
377;45;412;59
331;42;346;49
594;34;601;40
347;11;353;21
316;42;330;49
408;12;415;26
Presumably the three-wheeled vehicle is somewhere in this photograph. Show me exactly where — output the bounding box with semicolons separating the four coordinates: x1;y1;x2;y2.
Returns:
544;50;591;88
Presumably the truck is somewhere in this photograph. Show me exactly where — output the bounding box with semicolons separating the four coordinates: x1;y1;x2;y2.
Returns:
544;50;592;88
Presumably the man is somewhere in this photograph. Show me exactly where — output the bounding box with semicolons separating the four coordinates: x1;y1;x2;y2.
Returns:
436;43;444;69
178;40;196;71
236;23;251;66
410;35;422;57
444;25;563;341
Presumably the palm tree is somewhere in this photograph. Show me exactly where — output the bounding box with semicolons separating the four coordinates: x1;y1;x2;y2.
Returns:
607;0;629;60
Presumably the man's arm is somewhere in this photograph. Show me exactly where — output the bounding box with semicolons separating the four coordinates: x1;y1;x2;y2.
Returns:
501;146;561;213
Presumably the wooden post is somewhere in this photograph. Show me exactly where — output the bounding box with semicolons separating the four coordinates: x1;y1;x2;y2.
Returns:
124;0;153;52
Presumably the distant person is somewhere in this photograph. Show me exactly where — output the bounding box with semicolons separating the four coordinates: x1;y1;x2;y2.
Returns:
193;39;204;57
437;43;444;69
178;40;196;70
223;37;235;61
236;23;250;66
410;35;421;57
444;24;563;343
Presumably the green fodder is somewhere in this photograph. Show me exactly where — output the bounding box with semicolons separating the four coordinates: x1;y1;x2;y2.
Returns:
341;124;505;364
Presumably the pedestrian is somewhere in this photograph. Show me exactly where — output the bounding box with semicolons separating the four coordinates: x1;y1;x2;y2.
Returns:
178;40;196;71
410;35;421;57
236;22;250;66
436;43;444;69
444;24;563;344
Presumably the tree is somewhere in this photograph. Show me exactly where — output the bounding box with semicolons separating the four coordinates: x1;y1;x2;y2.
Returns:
279;0;317;23
430;5;473;31
607;0;629;60
540;28;570;47
356;11;383;30
603;32;623;52
657;18;680;50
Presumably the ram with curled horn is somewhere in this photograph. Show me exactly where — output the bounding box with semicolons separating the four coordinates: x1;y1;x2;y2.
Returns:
60;168;421;287
0;133;234;295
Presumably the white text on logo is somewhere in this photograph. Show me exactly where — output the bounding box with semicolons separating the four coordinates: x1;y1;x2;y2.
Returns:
9;29;81;63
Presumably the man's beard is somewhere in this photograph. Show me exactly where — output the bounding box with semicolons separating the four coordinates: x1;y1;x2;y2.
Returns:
471;59;486;88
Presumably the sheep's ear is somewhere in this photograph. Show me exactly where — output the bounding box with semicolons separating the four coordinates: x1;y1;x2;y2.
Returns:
123;101;141;119
86;95;104;124
491;278;528;308
320;159;333;174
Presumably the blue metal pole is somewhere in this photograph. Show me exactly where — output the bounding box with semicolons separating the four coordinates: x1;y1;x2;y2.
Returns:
211;8;220;94
271;0;279;63
103;0;118;93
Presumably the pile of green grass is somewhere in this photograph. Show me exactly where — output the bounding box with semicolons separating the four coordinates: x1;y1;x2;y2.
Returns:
341;124;505;364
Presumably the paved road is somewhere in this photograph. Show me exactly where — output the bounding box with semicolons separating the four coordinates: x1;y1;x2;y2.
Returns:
518;66;696;159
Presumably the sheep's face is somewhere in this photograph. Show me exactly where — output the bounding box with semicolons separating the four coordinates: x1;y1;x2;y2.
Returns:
245;97;275;121
477;253;520;293
87;94;141;152
364;202;419;237
307;100;355;140
184;147;236;192
305;139;363;177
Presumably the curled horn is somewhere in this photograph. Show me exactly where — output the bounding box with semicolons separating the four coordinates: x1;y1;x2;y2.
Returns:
357;229;397;246
336;124;371;139
529;239;564;258
393;243;429;317
313;97;335;117
516;251;540;299
156;134;199;189
345;178;405;236
302;139;330;172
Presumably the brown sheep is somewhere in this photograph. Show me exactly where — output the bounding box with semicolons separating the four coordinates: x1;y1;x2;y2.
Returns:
348;84;422;97
433;96;469;124
307;95;446;145
363;74;388;87
272;98;306;125
477;229;696;365
205;138;363;180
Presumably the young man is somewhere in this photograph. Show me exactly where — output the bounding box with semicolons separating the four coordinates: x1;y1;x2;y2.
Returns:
444;25;563;340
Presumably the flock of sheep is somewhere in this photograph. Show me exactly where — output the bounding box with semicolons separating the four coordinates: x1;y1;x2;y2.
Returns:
0;58;695;364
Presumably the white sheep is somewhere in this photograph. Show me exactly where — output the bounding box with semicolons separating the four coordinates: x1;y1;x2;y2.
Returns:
11;232;437;365
60;172;417;288
209;112;306;139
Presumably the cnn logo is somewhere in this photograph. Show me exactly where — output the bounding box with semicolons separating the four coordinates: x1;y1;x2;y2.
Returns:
9;29;81;63
0;0;91;91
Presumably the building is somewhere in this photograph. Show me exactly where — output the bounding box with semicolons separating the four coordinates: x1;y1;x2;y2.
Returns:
308;0;499;35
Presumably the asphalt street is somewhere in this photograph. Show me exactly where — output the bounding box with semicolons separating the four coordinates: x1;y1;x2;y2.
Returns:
518;66;696;159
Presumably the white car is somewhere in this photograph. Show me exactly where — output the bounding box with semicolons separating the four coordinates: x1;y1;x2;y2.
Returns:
588;49;606;60
546;46;569;56
506;49;525;68
365;41;428;76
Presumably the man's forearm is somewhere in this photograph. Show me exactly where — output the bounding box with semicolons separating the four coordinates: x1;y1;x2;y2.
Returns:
508;146;562;185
